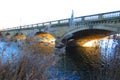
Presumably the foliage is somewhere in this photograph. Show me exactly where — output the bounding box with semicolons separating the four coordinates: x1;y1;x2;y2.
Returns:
0;39;58;80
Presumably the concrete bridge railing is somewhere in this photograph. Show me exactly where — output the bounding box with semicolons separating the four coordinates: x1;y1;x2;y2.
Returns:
1;10;120;39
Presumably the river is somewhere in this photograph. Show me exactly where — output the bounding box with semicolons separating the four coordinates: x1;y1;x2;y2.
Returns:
0;36;120;80
65;38;120;80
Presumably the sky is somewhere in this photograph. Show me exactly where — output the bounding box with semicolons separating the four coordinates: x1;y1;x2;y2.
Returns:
0;0;120;29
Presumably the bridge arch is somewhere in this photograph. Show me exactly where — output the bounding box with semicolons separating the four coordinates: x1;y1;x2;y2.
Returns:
62;25;119;39
60;25;118;47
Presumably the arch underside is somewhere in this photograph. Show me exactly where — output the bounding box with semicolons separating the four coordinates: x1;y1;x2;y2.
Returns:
61;26;119;46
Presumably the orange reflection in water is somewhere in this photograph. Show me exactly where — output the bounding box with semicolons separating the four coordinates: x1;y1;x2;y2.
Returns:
83;40;99;47
82;36;109;47
14;34;26;40
31;32;56;54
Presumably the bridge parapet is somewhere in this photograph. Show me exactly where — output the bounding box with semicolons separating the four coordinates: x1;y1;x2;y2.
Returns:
1;10;120;32
1;10;120;39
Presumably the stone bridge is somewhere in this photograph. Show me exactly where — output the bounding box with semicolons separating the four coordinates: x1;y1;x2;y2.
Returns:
1;10;120;44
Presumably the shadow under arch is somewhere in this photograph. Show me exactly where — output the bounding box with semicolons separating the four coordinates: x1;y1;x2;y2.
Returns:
60;27;117;45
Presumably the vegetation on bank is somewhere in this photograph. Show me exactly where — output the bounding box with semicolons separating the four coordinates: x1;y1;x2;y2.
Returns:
0;32;120;80
0;37;59;80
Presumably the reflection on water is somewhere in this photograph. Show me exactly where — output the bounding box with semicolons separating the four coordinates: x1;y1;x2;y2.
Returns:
66;37;120;80
100;39;119;63
0;41;22;64
31;42;55;54
0;33;120;80
49;53;81;80
0;39;81;79
29;32;56;54
83;39;99;47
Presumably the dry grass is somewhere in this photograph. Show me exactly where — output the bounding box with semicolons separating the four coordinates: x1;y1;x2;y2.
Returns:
0;39;58;80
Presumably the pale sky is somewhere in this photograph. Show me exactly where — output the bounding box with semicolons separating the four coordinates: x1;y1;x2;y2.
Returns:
0;0;120;29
